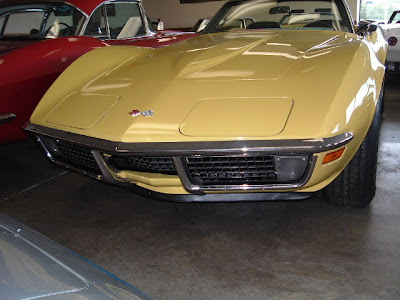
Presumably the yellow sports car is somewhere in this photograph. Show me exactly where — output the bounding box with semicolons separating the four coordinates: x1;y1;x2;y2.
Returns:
27;0;387;208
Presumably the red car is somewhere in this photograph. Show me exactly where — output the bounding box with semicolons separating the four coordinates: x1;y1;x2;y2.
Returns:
0;0;196;143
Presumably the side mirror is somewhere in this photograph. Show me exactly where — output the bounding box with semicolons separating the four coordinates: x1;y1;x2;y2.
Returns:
150;19;164;31
157;21;164;31
368;24;378;32
358;21;377;35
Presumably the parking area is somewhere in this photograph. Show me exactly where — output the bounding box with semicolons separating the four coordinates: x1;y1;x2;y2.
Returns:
0;74;399;299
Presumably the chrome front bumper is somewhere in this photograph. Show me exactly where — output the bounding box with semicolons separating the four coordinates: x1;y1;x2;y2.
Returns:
27;123;354;196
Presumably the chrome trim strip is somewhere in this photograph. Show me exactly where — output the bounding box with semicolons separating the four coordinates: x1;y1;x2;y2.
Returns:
62;1;89;18
0;113;16;124
173;157;203;194
91;151;130;186
26;124;354;156
129;184;314;203
173;156;317;193
138;1;155;36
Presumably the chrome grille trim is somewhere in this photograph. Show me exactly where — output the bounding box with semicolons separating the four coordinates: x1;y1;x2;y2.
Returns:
184;155;278;185
173;156;317;193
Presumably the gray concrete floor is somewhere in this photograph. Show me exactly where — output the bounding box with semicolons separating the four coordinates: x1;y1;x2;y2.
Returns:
1;74;399;300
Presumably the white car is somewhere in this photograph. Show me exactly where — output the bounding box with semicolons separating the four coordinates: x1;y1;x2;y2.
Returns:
380;10;400;71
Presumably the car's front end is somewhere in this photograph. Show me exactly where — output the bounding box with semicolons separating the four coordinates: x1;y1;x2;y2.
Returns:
28;0;387;206
27;122;354;202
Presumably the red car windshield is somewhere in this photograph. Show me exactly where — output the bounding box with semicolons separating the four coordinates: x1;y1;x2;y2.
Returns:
0;2;86;39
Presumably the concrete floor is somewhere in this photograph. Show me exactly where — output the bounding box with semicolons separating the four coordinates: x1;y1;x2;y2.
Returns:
1;74;399;300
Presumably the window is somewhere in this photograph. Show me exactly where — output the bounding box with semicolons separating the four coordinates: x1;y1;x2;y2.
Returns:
107;3;145;39
84;5;107;37
4;11;45;35
44;5;84;36
0;3;85;38
360;0;400;22
84;2;145;40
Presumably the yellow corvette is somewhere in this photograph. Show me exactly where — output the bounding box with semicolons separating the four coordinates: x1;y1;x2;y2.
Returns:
27;0;387;207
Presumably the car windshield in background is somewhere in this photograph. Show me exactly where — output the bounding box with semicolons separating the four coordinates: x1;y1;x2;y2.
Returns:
204;0;353;34
0;2;86;39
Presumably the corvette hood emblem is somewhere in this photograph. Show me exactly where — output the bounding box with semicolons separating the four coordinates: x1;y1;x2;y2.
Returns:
129;110;154;117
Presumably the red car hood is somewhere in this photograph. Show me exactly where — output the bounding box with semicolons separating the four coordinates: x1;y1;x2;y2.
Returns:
0;39;42;56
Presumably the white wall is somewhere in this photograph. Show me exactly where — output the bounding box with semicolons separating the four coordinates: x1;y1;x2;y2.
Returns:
143;0;227;28
143;0;360;29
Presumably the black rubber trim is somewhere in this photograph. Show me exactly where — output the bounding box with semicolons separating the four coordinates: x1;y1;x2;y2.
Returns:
129;184;314;203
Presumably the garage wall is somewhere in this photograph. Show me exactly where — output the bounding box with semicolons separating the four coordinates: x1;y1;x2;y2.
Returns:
142;0;360;29
142;0;228;29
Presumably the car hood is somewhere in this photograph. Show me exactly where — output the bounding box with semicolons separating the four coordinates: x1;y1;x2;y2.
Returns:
0;39;41;56
105;31;340;81
33;30;377;143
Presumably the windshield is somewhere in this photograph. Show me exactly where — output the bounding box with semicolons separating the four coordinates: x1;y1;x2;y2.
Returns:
204;0;353;34
0;2;86;39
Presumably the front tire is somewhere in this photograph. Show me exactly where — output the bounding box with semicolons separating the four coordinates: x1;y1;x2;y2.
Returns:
323;97;382;208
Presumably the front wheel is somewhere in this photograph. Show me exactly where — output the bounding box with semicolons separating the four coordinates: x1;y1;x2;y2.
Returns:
323;98;382;208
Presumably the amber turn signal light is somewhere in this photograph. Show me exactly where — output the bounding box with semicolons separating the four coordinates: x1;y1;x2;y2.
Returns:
323;148;345;164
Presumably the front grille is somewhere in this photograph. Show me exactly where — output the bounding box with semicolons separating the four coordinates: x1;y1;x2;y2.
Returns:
53;140;101;175
40;135;310;190
184;155;279;186
109;156;177;175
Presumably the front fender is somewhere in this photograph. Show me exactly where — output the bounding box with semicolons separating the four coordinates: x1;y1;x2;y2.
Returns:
0;36;106;143
30;45;154;126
